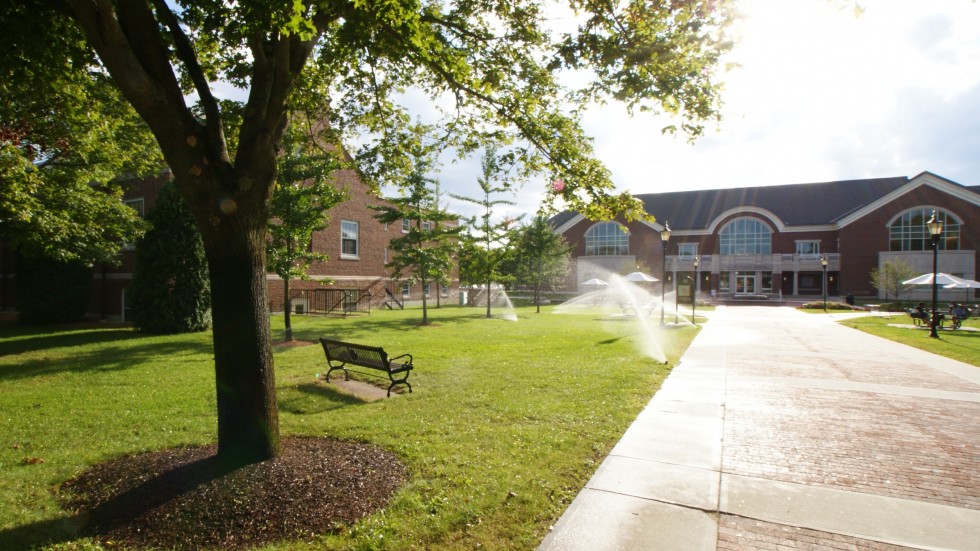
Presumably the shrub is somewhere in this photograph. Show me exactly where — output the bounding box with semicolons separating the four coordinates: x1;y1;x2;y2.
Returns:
16;254;92;324
799;301;854;311
128;182;211;333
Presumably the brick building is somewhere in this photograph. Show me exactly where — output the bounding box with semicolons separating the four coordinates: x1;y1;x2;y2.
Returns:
1;168;461;321
552;171;980;302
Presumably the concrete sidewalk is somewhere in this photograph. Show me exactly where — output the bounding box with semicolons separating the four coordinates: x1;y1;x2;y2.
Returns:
539;306;980;550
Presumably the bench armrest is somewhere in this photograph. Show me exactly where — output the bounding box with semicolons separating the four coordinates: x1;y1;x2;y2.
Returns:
389;353;413;365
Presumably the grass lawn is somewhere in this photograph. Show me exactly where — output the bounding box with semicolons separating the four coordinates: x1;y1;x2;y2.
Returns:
0;305;695;550
835;313;980;367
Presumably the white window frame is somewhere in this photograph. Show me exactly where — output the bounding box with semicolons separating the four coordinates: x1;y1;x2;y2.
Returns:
401;282;411;297
340;220;359;259
122;198;145;250
421;221;432;231
584;221;629;256
677;243;698;258
795;240;820;258
402;219;411;233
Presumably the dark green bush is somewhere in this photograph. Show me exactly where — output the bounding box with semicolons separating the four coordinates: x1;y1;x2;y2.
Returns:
129;182;211;333
799;301;854;311
16;254;92;324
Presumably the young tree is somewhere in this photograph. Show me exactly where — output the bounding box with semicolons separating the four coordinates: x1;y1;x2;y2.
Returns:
509;215;571;313
870;260;918;303
267;124;346;342
10;1;733;463
374;166;459;324
452;149;521;318
129;182;211;333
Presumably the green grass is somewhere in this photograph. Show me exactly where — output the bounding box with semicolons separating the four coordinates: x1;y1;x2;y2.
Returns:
0;305;695;550
837;313;980;367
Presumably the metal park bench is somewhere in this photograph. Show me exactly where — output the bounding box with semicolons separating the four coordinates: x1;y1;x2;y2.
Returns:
319;338;413;397
906;308;945;329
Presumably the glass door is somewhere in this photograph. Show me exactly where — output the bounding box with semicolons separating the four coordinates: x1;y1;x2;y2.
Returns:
735;272;756;294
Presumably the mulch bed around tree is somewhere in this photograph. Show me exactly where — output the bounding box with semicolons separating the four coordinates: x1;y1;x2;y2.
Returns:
59;437;407;549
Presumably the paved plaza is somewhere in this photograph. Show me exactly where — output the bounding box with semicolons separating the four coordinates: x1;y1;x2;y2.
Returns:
540;306;980;550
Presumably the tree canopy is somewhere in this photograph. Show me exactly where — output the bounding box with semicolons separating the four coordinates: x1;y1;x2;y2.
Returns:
0;2;163;265
5;0;735;462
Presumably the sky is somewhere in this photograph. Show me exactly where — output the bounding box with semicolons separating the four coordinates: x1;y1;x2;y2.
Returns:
426;0;980;221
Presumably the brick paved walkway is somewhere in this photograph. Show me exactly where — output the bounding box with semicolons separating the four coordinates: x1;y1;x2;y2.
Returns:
540;306;980;550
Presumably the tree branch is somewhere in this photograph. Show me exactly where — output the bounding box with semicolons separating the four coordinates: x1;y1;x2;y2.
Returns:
149;0;227;164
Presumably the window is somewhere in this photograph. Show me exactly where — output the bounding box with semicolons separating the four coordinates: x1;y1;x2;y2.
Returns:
401;282;411;297
720;218;772;255
421;221;432;231
122;198;145;249
889;208;960;251
124;198;145;218
796;241;820;257
341;220;359;258
402;219;411;233
584;222;629;256
441;284;449;297
719;272;730;292
424;283;432;297
677;243;698;258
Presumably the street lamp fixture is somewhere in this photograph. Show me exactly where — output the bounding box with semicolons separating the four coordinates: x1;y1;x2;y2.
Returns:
927;210;944;338
820;256;829;311
660;222;671;326
692;256;700;326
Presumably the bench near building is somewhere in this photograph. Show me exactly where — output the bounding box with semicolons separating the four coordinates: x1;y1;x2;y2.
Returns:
551;171;980;303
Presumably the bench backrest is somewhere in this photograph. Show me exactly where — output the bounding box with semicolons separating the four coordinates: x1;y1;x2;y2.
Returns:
320;339;389;370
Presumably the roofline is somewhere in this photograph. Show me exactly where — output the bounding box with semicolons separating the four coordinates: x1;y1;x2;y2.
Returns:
837;173;980;228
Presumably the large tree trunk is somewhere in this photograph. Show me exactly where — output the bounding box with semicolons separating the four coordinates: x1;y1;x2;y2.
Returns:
65;1;316;465
199;205;280;464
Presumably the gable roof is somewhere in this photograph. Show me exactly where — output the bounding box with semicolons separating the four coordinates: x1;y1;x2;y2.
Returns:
635;177;910;231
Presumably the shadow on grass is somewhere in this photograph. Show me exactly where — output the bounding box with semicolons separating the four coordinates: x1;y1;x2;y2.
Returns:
0;327;143;357
0;455;231;551
0;336;214;382
279;382;369;414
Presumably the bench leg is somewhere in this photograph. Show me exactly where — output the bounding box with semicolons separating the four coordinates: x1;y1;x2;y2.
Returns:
325;366;349;382
386;380;412;397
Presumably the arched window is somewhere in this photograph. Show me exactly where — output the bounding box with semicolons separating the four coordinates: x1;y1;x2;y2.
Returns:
889;208;960;251
719;217;772;255
584;222;629;256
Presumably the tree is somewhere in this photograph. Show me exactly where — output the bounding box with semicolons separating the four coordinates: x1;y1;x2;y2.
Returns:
129;182;212;333
374;166;460;324
870;260;918;303
509;215;571;313
14;0;732;463
0;3;161;267
452;149;522;318
267;122;346;341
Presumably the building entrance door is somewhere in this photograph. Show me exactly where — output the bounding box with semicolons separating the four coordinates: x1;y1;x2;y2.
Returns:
735;272;756;295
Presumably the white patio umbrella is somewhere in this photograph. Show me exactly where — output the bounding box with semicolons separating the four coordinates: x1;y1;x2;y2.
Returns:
944;278;980;302
623;271;659;283
581;278;609;287
902;272;967;286
944;278;980;289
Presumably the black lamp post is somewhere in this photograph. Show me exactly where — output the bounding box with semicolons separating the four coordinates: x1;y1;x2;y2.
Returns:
692;256;700;326
928;210;944;338
820;256;828;311
660;222;671;326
